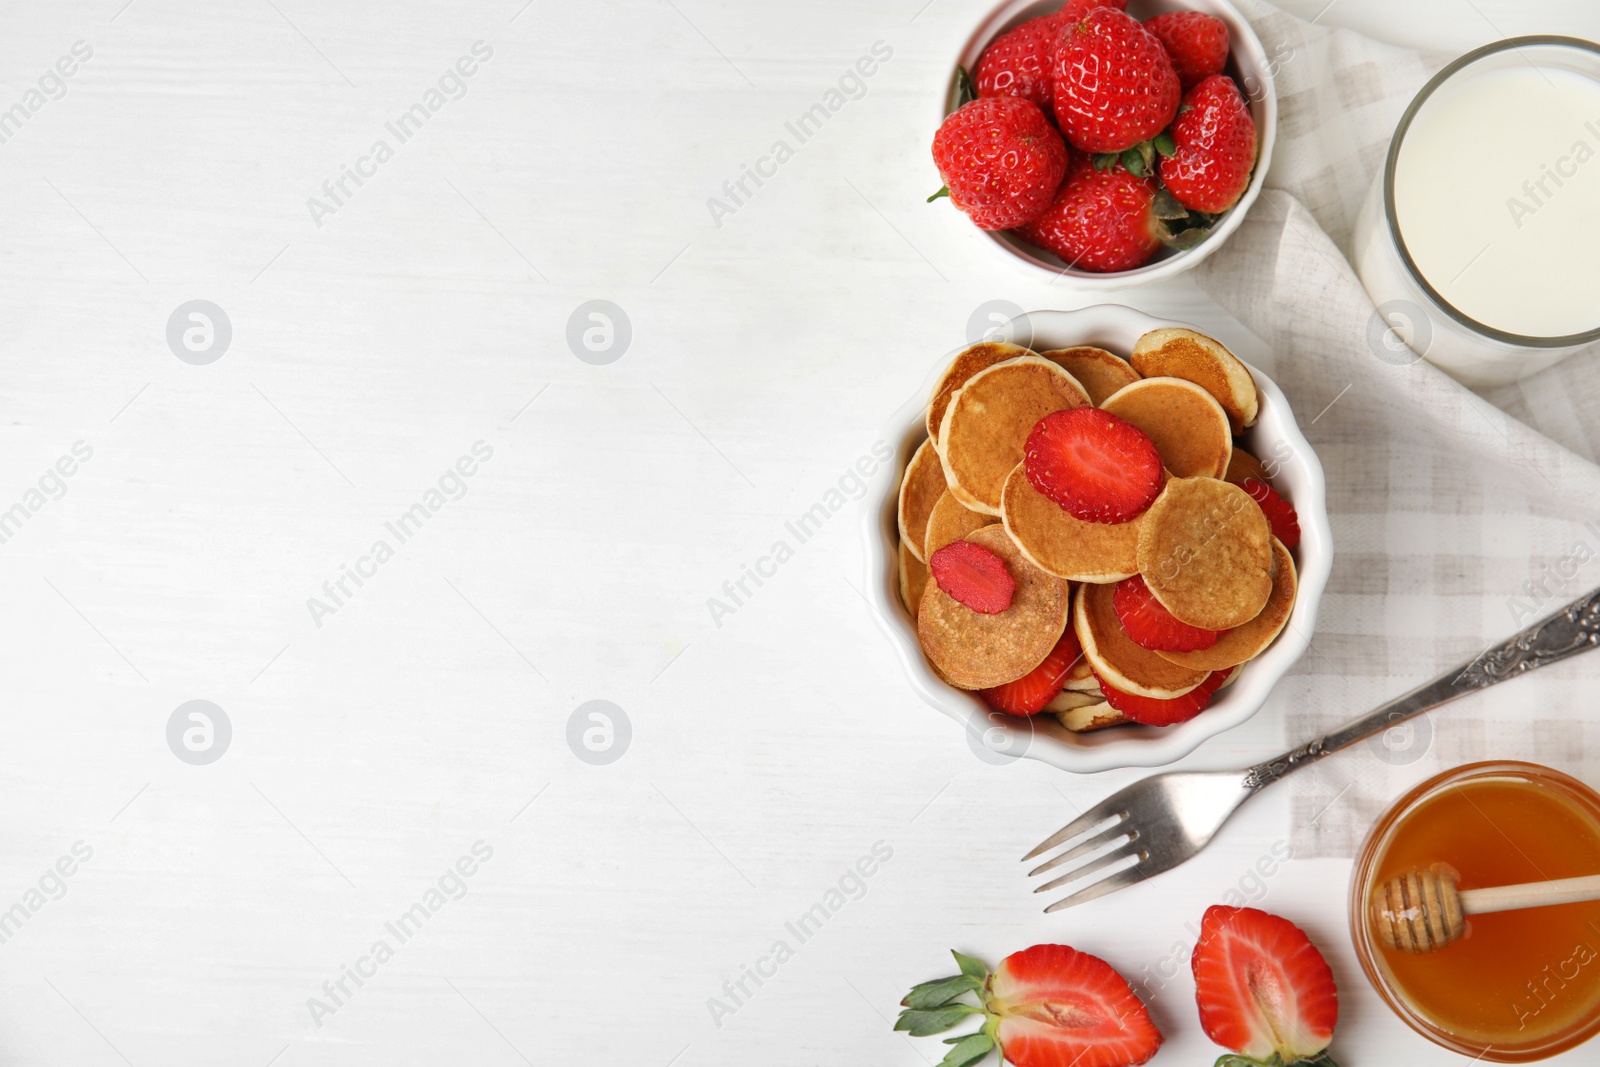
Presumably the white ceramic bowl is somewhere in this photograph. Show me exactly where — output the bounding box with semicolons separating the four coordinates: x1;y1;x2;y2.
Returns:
944;0;1278;289
863;305;1332;772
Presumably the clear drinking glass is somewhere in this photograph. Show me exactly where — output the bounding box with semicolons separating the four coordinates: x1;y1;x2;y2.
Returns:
1353;37;1600;387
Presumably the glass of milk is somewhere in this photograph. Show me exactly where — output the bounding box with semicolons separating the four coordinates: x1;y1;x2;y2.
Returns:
1354;37;1600;387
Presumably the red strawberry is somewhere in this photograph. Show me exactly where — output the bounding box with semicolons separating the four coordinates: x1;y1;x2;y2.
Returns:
1191;905;1339;1064
929;539;1015;614
1158;74;1257;214
982;629;1084;716
976;14;1066;120
1023;407;1163;523
1059;0;1127;18
1144;11;1230;90
931;96;1069;231
1241;477;1301;549
1053;9;1180;154
1096;668;1230;726
896;946;1161;1067
990;945;1163;1067
1018;156;1163;273
1113;574;1222;652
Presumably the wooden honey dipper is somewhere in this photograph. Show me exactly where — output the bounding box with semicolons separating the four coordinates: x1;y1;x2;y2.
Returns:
1371;864;1600;952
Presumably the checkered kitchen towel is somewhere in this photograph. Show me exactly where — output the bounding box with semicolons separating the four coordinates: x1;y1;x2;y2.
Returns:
1193;2;1600;857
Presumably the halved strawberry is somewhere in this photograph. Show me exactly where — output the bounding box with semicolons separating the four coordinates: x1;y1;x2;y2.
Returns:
895;945;1161;1067
990;945;1163;1067
1024;408;1163;524
982;630;1084;716
1191;905;1339;1065
1113;574;1222;652
929;539;1015;614
1096;668;1230;726
1241;477;1301;549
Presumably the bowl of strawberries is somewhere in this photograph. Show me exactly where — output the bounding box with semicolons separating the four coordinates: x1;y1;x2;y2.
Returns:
930;0;1276;285
865;304;1331;772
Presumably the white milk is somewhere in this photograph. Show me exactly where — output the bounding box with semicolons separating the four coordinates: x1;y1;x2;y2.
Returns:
1393;65;1600;339
1354;42;1600;386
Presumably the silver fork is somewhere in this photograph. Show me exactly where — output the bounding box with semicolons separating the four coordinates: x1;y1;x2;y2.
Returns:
1024;586;1600;912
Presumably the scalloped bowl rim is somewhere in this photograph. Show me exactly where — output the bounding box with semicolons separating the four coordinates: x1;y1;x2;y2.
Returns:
862;305;1332;772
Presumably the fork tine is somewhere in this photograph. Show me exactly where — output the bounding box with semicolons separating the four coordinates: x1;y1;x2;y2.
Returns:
1020;794;1130;862
1043;863;1149;913
1032;838;1143;895
1026;821;1135;878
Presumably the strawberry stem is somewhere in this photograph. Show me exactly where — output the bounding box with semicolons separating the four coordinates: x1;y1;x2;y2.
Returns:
928;186;951;203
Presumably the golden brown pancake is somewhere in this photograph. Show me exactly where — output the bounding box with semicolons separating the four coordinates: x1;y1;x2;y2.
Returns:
925;489;996;556
917;525;1068;690
899;540;929;619
1040;347;1140;406
1136;477;1273;630
1101;377;1232;479
1224;446;1270;488
938;356;1090;515
1073;582;1210;698
897;438;947;562
1056;701;1127;732
1156;538;1297;671
1001;463;1140;583
1130;328;1259;434
1065;655;1096;685
926;342;1034;442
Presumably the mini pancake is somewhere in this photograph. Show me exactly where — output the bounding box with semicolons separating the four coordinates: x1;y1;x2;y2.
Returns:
1001;463;1140;583
1040;347;1140;406
1073;582;1209;698
1065;655;1096;685
925;489;996;556
1136;477;1273;630
1224;446;1271;488
1047;690;1106;713
897;438;947;562
1055;701;1127;733
926;341;1034;441
917;525;1068;690
1130;327;1259;433
1156;538;1297;671
899;540;930;619
1101;377;1232;479
938;356;1090;515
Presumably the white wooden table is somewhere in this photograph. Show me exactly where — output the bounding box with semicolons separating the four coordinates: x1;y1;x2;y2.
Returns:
1;1;1596;1064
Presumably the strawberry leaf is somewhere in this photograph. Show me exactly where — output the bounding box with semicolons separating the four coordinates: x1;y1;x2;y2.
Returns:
1092;152;1118;172
1152;187;1189;221
902;974;983;1009
939;1031;995;1067
1153;131;1177;158
1121;148;1147;178
951;950;987;979
894;1004;984;1036
955;65;977;106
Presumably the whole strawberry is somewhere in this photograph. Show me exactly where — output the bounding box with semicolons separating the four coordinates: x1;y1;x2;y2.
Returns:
1059;0;1127;19
1158;74;1256;213
976;13;1065;119
1144;11;1230;90
931;96;1069;231
1020;156;1162;273
1053;8;1180;154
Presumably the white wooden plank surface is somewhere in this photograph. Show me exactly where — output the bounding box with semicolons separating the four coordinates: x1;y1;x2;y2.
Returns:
0;1;1594;1065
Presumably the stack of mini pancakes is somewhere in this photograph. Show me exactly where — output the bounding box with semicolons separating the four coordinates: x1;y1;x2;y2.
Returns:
897;328;1298;732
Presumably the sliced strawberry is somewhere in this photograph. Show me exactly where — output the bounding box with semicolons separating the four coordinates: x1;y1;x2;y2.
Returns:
1241;477;1301;549
929;539;1015;614
1096;668;1230;726
1191;905;1339;1064
1113;574;1222;652
990;944;1163;1067
1024;408;1163;524
982;630;1084;716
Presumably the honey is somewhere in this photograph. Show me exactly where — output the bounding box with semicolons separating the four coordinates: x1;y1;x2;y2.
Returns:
1351;762;1600;1061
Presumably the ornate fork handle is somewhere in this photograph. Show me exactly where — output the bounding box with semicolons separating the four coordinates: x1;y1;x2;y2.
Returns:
1242;586;1600;793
